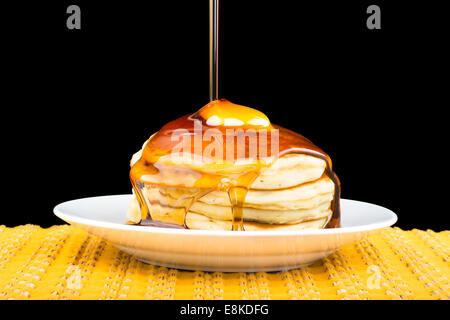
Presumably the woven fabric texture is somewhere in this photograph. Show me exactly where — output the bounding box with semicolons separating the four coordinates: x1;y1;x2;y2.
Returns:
0;225;448;300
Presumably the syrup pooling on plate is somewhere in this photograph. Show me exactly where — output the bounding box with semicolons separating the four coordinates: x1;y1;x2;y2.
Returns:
129;99;340;230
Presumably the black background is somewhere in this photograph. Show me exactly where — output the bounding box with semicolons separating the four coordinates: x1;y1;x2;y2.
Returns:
1;1;448;230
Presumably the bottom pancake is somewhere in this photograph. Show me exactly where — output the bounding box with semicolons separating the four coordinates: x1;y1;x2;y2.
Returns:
127;194;332;230
190;200;332;224
185;212;330;231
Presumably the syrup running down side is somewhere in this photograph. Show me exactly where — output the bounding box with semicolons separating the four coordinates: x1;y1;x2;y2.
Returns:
129;99;340;231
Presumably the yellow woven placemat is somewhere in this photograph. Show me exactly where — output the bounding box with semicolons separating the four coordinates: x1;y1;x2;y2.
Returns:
0;225;448;300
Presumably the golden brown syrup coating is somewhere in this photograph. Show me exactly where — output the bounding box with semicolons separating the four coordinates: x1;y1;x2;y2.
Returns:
130;99;340;230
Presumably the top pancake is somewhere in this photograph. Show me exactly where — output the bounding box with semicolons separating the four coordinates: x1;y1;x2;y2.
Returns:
131;140;327;190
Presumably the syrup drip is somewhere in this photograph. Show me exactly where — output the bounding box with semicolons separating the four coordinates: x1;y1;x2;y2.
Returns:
129;99;340;231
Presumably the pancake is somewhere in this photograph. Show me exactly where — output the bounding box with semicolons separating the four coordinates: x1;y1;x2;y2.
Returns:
185;212;330;231
157;176;335;210
127;191;141;223
127;191;332;225
132;144;327;190
189;201;332;224
127;192;185;225
252;153;326;189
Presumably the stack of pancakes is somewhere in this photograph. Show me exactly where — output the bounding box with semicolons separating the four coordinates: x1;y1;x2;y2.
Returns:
127;150;336;231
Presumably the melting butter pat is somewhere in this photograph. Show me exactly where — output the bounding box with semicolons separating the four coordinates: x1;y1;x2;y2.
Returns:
199;99;271;128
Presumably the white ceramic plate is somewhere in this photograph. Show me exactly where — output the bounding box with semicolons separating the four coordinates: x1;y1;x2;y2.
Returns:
54;195;397;272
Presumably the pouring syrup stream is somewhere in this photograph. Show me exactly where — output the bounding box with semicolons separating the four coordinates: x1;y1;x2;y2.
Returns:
210;0;219;101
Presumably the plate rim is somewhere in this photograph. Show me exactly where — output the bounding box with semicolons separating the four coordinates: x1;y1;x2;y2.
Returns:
53;194;397;237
